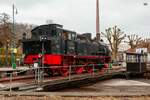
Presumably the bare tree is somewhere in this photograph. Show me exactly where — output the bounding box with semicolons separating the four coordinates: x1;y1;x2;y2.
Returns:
0;13;10;25
0;13;13;66
126;34;142;49
15;23;34;40
8;23;34;49
0;13;12;47
138;38;150;50
101;26;126;60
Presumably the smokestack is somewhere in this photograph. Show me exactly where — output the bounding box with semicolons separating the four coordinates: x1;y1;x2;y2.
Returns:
96;0;100;41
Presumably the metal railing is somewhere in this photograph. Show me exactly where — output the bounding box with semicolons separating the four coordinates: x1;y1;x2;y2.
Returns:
0;62;124;93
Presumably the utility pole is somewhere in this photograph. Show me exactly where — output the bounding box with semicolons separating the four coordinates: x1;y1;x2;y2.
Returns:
11;4;16;69
96;0;100;41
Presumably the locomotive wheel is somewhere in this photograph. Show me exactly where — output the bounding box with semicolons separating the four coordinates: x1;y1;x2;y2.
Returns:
60;66;69;76
99;69;104;75
86;66;94;73
74;66;84;74
85;63;94;73
104;64;109;68
45;68;54;76
99;68;106;75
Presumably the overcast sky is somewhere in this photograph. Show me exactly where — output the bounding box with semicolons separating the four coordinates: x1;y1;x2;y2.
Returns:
0;0;150;38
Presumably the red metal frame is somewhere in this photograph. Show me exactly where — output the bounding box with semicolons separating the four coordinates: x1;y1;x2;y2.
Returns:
24;53;111;76
24;54;39;64
44;54;62;65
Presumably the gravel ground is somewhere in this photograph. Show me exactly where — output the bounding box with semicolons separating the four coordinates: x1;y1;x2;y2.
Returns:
58;78;150;93
0;78;150;99
100;79;150;86
0;95;150;100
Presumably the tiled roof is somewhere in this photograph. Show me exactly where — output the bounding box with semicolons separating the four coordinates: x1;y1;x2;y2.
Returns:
126;47;150;53
126;48;136;53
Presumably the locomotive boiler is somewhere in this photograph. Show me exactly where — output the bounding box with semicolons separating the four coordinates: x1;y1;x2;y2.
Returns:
22;24;111;76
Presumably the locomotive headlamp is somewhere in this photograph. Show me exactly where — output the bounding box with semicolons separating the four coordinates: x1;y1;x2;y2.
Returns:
40;35;47;41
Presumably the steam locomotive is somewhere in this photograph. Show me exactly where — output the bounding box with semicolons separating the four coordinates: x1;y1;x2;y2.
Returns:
22;24;111;76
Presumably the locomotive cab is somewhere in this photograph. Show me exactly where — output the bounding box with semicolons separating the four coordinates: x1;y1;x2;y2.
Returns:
61;29;77;55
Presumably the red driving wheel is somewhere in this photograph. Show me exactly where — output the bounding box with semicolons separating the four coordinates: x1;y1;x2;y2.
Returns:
60;65;69;76
74;66;84;74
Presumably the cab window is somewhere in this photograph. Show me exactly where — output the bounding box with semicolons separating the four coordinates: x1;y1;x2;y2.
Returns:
72;33;76;40
68;33;72;40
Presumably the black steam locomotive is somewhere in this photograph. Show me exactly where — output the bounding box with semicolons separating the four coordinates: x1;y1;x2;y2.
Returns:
23;24;111;76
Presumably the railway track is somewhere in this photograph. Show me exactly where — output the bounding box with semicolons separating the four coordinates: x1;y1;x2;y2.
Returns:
42;69;126;91
0;67;126;92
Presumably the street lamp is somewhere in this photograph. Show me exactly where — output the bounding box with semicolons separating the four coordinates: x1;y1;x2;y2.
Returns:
11;4;17;69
